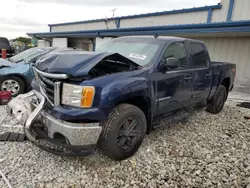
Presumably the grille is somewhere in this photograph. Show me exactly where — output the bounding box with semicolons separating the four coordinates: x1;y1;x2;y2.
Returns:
39;75;55;103
33;67;68;106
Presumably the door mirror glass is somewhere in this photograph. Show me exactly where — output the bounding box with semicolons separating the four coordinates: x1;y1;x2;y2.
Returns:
165;57;181;70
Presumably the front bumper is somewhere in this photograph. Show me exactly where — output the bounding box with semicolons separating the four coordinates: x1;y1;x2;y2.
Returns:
42;111;101;146
7;90;102;156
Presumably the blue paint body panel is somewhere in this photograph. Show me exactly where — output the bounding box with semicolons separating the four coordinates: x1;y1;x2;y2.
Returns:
0;48;78;92
36;51;140;77
35;37;236;127
0;62;33;88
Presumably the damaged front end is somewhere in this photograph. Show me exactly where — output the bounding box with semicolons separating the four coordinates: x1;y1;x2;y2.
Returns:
6;51;142;156
7;88;102;156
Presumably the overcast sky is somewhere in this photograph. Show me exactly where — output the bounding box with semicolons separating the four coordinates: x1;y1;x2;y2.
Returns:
1;0;220;39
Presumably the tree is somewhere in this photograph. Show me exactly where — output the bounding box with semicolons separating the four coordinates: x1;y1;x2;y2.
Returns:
13;37;31;45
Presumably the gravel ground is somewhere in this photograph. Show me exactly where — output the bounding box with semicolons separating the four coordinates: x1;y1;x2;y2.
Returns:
0;101;250;188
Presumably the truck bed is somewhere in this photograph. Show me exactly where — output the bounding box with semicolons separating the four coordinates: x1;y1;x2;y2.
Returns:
208;61;236;100
211;61;235;67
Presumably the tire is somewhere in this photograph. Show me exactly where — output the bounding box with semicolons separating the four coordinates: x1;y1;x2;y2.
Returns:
0;76;25;97
207;85;227;114
98;104;147;161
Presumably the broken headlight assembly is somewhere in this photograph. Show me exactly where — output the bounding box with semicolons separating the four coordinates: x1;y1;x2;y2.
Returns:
62;83;95;108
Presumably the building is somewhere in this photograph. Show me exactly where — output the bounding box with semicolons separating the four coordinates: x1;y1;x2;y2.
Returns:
28;0;250;93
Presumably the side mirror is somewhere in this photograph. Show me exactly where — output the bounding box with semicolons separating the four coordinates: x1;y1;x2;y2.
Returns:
164;57;180;70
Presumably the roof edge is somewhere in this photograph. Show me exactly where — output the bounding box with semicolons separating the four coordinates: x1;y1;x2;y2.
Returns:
48;4;222;27
29;20;250;37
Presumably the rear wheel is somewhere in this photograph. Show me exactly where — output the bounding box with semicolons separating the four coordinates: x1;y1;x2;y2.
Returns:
98;104;147;161
0;76;25;97
207;85;227;114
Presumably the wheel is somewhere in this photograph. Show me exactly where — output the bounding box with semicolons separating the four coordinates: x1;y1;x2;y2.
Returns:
0;76;25;97
207;85;227;114
98;104;147;161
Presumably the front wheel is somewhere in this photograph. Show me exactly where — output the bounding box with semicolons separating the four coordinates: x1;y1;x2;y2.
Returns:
207;85;228;114
98;104;147;161
0;76;25;97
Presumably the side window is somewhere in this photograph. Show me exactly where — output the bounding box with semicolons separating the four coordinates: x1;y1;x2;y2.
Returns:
189;43;208;68
164;42;188;70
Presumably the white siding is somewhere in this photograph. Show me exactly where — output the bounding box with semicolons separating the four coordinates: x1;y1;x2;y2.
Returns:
120;11;208;28
232;0;250;21
211;0;230;22
51;11;208;32
37;40;50;47
51;21;117;32
52;38;68;47
195;37;250;86
50;0;250;33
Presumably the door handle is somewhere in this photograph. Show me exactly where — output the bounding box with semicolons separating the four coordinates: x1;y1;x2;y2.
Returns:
184;76;192;80
206;73;212;77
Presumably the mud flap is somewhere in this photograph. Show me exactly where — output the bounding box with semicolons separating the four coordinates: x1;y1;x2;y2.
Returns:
0;132;27;142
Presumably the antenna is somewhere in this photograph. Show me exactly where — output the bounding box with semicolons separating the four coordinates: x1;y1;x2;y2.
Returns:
105;17;109;29
111;8;117;17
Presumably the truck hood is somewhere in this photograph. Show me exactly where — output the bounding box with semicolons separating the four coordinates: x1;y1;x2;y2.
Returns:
35;51;140;77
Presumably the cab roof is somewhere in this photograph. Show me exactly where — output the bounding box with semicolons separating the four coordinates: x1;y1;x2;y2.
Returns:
117;35;203;44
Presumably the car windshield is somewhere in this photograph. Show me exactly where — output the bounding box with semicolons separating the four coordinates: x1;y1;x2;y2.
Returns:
97;38;161;66
9;48;47;63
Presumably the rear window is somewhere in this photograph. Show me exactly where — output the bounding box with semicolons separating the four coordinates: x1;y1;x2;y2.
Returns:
189;43;208;68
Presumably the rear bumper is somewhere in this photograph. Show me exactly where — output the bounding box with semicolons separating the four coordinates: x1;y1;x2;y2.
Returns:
7;90;102;156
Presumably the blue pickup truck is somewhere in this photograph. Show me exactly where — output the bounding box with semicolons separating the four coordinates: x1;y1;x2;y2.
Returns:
7;36;236;160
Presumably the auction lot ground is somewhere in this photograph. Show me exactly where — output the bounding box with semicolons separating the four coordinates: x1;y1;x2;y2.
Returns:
0;98;250;187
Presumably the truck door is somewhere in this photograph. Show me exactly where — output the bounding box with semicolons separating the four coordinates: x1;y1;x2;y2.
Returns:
188;42;212;103
155;42;193;115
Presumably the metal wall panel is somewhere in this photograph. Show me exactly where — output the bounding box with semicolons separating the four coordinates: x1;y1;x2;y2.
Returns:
211;0;230;22
232;0;250;21
195;37;250;86
50;0;250;33
52;38;67;47
120;11;208;28
51;11;208;32
51;21;117;32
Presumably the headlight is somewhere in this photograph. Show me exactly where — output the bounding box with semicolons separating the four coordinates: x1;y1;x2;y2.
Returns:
62;83;95;108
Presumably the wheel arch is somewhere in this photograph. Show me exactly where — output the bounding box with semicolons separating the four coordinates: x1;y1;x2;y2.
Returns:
0;74;30;92
220;77;230;93
115;95;152;134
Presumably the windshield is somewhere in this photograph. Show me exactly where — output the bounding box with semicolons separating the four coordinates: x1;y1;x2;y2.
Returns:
9;48;48;63
97;38;161;66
